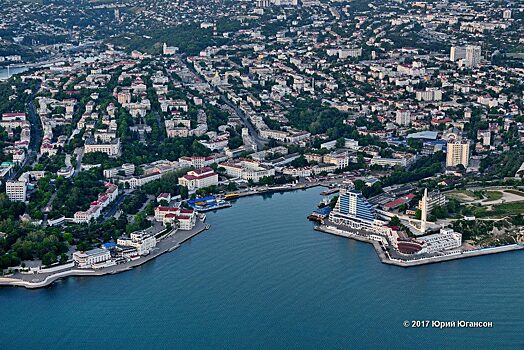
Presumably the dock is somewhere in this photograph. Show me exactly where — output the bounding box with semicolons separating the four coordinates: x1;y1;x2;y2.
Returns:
320;188;340;196
314;225;524;267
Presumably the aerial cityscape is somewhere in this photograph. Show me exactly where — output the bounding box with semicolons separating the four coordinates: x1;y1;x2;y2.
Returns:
0;0;523;348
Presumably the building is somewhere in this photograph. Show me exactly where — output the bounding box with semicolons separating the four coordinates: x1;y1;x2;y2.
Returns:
416;88;442;102
73;182;118;223
163;209;196;230
157;193;171;203
178;155;228;169
320;138;359;150
219;159;275;182
117;232;157;255
103;163;135;178
418;228;462;253
370;157;408;168
446;139;470;168
6;180;27;202
395;110;411;126
449;46;466;62
503;9;512;19
154;206;197;230
84;137;121;158
117;172;162;189
464;46;481;68
329;188;378;230
178;167;218;191
323;153;350;169
73;248;111;268
418;190;447;213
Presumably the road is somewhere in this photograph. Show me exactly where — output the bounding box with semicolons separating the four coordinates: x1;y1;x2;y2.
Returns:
102;191;130;221
8;87;43;181
217;94;268;149
73;147;84;176
176;54;268;149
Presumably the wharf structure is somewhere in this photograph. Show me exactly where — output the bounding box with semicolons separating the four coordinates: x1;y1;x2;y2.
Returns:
316;186;512;266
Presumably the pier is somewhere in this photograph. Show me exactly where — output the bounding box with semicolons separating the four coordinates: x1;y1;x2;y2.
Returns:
314;225;524;267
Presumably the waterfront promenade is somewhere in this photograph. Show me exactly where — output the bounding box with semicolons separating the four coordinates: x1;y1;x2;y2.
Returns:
0;220;209;289
315;224;524;267
0;180;333;290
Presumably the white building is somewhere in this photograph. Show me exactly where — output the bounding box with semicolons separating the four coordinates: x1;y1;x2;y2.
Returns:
464;46;482;68
446;139;470;168
450;46;466;62
84;137;121;158
117;232;157;255
416;88;442;102
73;248;111;268
155;206;197;230
178;167;218;191
6;180;27;202
103;163;135;178
219;159;275;182
395;110;411;126
370;157;408;168
419;228;462;253
73;182;119;223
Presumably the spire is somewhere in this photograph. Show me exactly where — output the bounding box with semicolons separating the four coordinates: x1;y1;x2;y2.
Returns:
420;188;428;233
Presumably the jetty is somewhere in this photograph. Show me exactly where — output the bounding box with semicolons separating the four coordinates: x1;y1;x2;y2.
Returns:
314;225;524;267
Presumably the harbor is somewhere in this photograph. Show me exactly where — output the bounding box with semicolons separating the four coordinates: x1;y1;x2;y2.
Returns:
314;224;524;268
0;220;209;289
2;187;523;349
0;180;333;290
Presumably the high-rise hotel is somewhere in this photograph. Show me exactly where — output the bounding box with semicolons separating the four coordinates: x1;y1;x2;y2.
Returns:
329;188;377;230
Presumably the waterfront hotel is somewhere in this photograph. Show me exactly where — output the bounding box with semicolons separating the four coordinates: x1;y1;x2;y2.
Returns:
329;188;382;231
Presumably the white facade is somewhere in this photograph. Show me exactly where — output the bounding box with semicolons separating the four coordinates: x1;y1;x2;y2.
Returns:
73;248;111;268
450;46;466;62
117;232;157;255
395;110;411;126
220;160;275;182
178;167;218;190
84;138;121;158
446;140;470;168
6;181;27;202
464;46;481;68
419;228;462;253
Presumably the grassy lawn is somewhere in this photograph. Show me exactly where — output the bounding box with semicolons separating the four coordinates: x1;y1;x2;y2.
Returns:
473;201;524;218
445;190;479;202
504;189;524;197
483;191;503;202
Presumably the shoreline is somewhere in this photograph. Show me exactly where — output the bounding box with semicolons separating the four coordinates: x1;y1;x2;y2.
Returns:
0;180;326;290
3;182;523;289
314;225;524;267
0;221;209;289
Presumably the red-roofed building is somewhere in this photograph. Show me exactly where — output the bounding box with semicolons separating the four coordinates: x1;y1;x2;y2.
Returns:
383;194;415;210
155;206;196;230
178;167;218;191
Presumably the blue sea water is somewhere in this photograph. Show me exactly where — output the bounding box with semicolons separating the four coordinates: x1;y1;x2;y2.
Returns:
1;187;523;349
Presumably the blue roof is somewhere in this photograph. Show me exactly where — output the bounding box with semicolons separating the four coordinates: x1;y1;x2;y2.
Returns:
315;207;332;215
188;196;216;204
102;243;117;249
406;131;439;140
425;140;447;145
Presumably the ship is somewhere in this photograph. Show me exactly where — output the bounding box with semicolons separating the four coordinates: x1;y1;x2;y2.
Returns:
307;206;332;222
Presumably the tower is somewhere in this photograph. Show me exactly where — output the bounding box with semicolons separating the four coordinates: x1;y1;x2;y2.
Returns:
464;46;481;68
420;188;428;233
446;139;470;168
